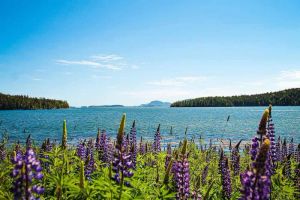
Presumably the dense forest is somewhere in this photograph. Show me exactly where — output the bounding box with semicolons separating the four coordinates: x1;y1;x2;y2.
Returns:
0;93;69;110
171;88;300;107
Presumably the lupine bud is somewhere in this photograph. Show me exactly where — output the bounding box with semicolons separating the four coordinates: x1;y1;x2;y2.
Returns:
61;120;67;149
80;160;85;189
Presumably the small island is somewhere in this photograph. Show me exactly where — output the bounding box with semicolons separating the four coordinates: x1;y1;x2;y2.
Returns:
0;93;69;110
171;88;300;107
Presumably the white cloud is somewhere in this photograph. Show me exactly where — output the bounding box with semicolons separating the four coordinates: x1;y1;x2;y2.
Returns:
32;78;42;81
277;70;300;88
147;76;207;87
56;59;100;66
56;54;137;71
90;54;123;62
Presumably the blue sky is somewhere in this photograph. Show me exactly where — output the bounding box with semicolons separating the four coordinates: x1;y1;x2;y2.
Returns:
0;0;300;106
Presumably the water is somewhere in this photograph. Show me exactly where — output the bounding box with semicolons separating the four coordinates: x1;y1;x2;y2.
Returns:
0;107;299;146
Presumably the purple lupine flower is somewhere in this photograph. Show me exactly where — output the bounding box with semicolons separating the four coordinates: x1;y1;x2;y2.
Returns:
231;140;242;176
11;135;44;200
85;140;95;178
288;138;295;159
250;137;259;161
98;130;110;163
201;164;209;185
266;111;276;163
219;150;232;199
173;139;190;200
239;139;271;200
129;121;137;168
139;136;145;155
112;114;134;186
76;140;86;160
165;143;172;171
296;144;300;163
275;136;281;162
152;124;161;153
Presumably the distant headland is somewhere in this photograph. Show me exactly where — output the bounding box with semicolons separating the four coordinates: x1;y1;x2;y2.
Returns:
171;88;300;107
140;100;171;107
0;93;69;110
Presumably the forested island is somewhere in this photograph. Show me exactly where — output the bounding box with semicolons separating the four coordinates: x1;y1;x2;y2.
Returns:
171;88;300;107
0;93;69;110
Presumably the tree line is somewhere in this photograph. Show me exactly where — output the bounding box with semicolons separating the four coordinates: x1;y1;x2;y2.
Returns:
171;88;300;107
0;93;69;110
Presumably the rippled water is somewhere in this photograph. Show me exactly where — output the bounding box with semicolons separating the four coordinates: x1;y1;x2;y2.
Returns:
0;107;299;145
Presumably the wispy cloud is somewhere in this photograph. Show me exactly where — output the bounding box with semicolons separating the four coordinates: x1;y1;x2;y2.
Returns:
147;76;207;87
32;78;42;81
277;70;300;88
56;59;100;66
90;54;123;62
56;54;137;71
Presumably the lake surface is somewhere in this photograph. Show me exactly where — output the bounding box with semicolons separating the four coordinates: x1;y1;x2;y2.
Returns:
0;107;299;146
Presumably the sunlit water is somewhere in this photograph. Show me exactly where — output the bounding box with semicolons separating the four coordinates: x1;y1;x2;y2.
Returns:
0;107;299;146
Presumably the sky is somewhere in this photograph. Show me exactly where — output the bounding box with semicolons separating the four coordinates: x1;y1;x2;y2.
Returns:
0;0;300;106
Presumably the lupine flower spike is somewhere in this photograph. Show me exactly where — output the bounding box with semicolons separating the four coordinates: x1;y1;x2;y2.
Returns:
129;120;137;168
239;139;271;200
231;140;242;176
112;114;134;186
219;149;232;199
61;120;67;149
174;139;190;200
11;135;44;200
153;124;161;153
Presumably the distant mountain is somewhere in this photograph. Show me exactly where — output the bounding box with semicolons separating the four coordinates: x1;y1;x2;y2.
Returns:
171;88;300;107
88;105;124;108
140;100;171;107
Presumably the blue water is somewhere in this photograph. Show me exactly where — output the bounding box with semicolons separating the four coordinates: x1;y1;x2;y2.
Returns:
0;107;299;145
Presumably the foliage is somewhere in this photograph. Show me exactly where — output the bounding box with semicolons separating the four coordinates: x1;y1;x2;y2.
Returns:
171;88;300;107
0;92;69;110
0;107;299;199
